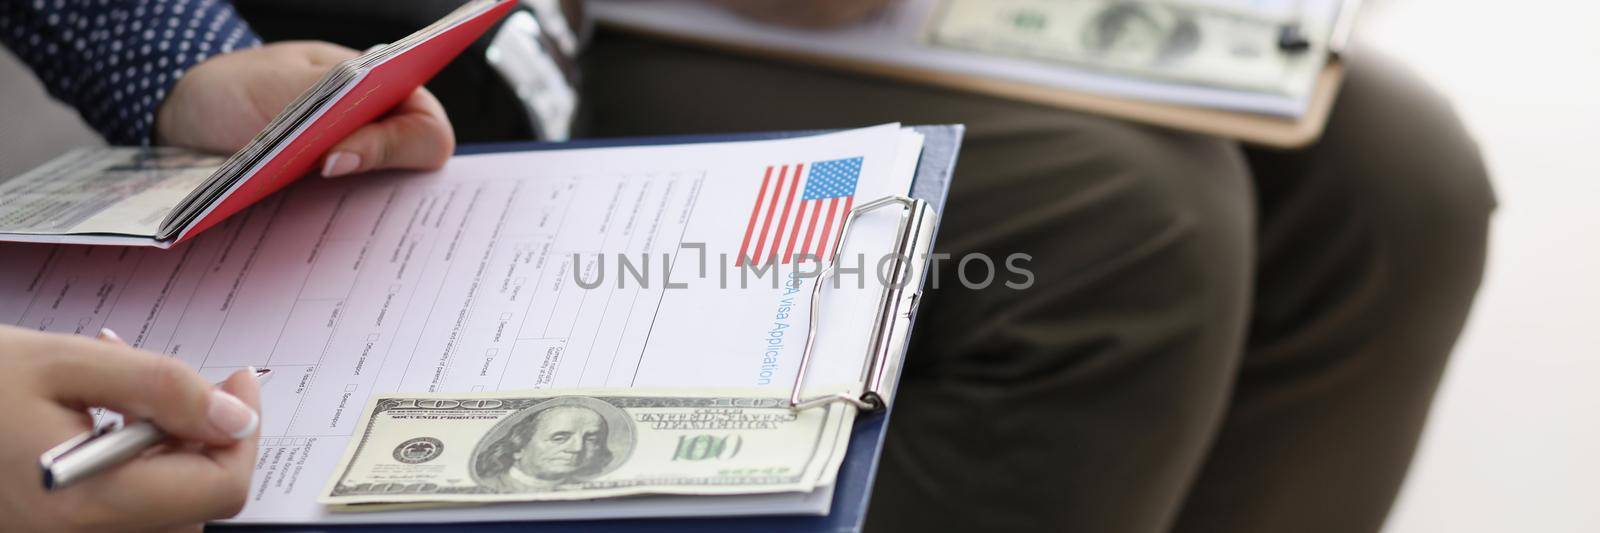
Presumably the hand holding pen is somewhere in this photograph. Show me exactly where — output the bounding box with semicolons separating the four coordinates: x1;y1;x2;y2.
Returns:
40;330;274;491
0;325;263;532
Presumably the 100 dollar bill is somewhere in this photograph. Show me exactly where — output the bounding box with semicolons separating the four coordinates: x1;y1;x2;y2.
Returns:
320;389;856;506
928;0;1326;95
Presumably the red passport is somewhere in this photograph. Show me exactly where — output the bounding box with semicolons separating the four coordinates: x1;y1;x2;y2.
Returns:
0;0;516;248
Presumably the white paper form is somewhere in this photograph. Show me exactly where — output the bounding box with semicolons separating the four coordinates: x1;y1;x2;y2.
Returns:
0;125;922;523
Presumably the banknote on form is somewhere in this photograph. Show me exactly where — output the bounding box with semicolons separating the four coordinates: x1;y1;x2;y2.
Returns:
319;388;858;508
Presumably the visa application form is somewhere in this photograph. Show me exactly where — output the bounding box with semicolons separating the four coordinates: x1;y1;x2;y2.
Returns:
0;124;925;523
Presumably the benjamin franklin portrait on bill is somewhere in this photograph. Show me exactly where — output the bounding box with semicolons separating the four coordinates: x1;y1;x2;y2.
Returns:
470;396;636;492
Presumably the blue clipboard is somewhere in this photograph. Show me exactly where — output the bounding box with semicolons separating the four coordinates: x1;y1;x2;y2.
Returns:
219;124;962;533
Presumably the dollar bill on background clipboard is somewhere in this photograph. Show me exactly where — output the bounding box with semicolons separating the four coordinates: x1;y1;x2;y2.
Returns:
925;0;1332;96
591;0;1363;148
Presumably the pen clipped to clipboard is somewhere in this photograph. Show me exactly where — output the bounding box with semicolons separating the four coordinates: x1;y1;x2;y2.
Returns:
789;195;938;413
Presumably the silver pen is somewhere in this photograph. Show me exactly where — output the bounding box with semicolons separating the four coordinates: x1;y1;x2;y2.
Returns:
38;334;272;491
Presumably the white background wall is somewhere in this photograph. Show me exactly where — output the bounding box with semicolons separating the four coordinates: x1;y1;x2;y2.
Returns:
1;1;1595;530
0;49;101;175
1366;1;1600;532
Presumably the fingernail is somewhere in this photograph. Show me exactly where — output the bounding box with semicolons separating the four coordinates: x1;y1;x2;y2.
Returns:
245;366;275;385
321;152;361;178
97;328;125;345
208;389;259;440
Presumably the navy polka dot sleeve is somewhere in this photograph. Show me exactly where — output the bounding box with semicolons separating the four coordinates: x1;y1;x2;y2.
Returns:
0;0;261;145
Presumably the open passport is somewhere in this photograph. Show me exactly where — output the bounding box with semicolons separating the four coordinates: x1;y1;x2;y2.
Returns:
0;0;517;247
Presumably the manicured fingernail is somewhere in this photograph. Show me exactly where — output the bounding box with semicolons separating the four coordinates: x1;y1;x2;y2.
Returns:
321;152;361;178
208;389;259;440
97;328;125;345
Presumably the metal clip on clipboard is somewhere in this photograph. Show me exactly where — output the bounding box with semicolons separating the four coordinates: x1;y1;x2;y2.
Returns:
788;195;938;413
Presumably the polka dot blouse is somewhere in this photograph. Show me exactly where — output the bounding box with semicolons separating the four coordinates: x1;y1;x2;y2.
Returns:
0;0;262;145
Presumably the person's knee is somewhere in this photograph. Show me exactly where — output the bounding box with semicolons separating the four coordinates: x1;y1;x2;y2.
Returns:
1305;55;1496;331
1323;53;1497;239
883;119;1259;533
920;116;1255;384
1245;53;1494;376
1000;118;1255;300
951;114;1255;266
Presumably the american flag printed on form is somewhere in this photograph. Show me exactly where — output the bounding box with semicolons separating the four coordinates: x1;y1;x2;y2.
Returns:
736;156;863;267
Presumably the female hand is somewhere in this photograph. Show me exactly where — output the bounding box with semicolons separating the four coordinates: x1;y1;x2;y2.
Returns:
0;326;262;532
153;40;456;179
